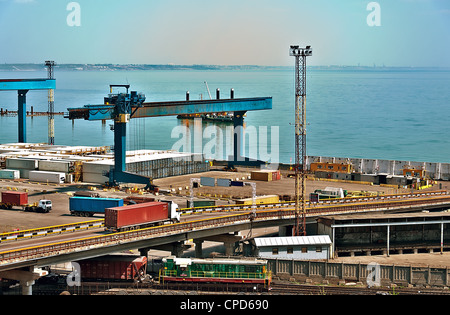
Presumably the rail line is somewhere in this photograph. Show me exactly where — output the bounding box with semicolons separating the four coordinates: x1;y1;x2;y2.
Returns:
1;195;450;270
28;281;450;296
270;282;450;295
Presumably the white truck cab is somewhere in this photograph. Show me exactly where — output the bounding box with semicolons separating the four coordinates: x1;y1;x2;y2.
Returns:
37;200;52;213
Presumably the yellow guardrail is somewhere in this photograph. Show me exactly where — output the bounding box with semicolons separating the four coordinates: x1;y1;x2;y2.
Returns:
0;219;104;243
2;195;450;266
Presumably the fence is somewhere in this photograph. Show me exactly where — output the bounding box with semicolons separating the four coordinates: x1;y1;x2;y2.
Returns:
267;258;450;287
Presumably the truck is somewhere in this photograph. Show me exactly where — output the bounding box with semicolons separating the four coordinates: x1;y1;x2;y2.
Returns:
69;196;124;217
105;201;180;232
0;191;52;213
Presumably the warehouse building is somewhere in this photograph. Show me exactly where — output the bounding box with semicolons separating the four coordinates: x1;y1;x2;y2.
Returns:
254;235;333;260
0;143;209;184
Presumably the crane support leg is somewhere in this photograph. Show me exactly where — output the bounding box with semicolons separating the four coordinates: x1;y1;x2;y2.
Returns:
110;119;155;190
233;110;246;163
114;121;127;173
18;90;28;143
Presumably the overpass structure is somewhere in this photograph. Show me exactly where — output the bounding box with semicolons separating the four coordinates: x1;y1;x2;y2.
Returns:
1;194;450;294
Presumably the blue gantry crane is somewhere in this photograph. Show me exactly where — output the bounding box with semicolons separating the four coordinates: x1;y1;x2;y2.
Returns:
0;78;56;143
67;85;272;189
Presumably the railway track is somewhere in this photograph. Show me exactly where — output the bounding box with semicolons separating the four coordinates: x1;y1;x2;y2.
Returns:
270;282;450;295
27;282;450;296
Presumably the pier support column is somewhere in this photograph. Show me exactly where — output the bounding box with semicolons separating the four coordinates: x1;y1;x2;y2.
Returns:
21;280;35;296
0;266;47;296
171;242;185;257
224;241;239;256
232;111;246;163
194;240;204;258
18;90;29;143
139;248;150;257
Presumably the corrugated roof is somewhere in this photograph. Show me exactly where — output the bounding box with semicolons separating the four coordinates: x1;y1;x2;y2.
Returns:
254;235;332;247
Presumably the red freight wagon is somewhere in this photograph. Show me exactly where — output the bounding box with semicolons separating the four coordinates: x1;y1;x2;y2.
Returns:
77;255;147;282
1;191;28;207
105;201;169;232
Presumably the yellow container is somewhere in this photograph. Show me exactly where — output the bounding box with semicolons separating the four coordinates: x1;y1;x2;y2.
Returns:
236;195;280;205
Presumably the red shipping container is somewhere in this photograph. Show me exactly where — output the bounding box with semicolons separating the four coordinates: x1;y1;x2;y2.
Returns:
1;191;28;206
105;201;169;230
77;255;147;281
271;170;281;181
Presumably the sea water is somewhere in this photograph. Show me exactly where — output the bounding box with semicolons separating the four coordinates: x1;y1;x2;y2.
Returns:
0;68;449;164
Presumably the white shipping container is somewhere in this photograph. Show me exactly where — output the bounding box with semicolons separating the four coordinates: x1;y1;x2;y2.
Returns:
12;169;31;179
38;160;71;173
0;169;20;179
82;172;109;184
29;171;66;184
6;158;38;170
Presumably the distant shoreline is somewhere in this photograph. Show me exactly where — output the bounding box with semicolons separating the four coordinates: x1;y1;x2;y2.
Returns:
0;64;449;72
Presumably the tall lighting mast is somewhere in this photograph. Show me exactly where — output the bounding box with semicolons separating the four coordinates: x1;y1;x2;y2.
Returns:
289;45;312;236
45;61;56;145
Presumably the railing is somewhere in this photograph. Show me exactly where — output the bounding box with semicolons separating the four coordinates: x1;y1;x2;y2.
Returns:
190;271;266;279
0;220;104;243
179;190;449;215
160;270;266;279
2;191;446;244
1;195;450;268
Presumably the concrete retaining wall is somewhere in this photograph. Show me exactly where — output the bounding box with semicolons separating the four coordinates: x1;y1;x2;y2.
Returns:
307;156;450;180
267;258;450;287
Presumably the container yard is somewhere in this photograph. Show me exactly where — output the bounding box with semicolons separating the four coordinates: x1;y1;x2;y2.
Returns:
0;143;210;185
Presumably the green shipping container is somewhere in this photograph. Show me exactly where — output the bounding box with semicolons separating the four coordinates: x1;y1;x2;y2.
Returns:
187;200;216;208
0;169;20;180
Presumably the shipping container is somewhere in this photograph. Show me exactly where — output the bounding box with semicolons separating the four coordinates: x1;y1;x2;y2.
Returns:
235;195;280;205
200;177;215;187
217;178;231;187
250;170;281;182
187;199;216;208
29;171;65;184
76;255;147;281
38;160;71;173
0;169;20;180
5;158;38;170
13;169;31;179
105;201;169;231
1;191;28;206
69;196;124;216
272;170;281;181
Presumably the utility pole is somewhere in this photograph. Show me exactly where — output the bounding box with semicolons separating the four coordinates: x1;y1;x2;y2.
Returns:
289;45;312;236
45;61;56;145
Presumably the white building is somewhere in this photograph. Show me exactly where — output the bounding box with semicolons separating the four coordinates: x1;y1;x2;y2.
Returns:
255;235;333;260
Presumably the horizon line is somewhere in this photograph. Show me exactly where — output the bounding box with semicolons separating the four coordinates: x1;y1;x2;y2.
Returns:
1;63;449;70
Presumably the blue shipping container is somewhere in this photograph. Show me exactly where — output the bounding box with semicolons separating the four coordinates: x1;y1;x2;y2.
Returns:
69;197;124;216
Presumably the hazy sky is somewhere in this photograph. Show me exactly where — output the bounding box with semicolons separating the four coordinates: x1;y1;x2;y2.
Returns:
0;0;449;67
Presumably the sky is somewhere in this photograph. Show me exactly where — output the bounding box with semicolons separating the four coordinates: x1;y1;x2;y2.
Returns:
0;0;449;67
